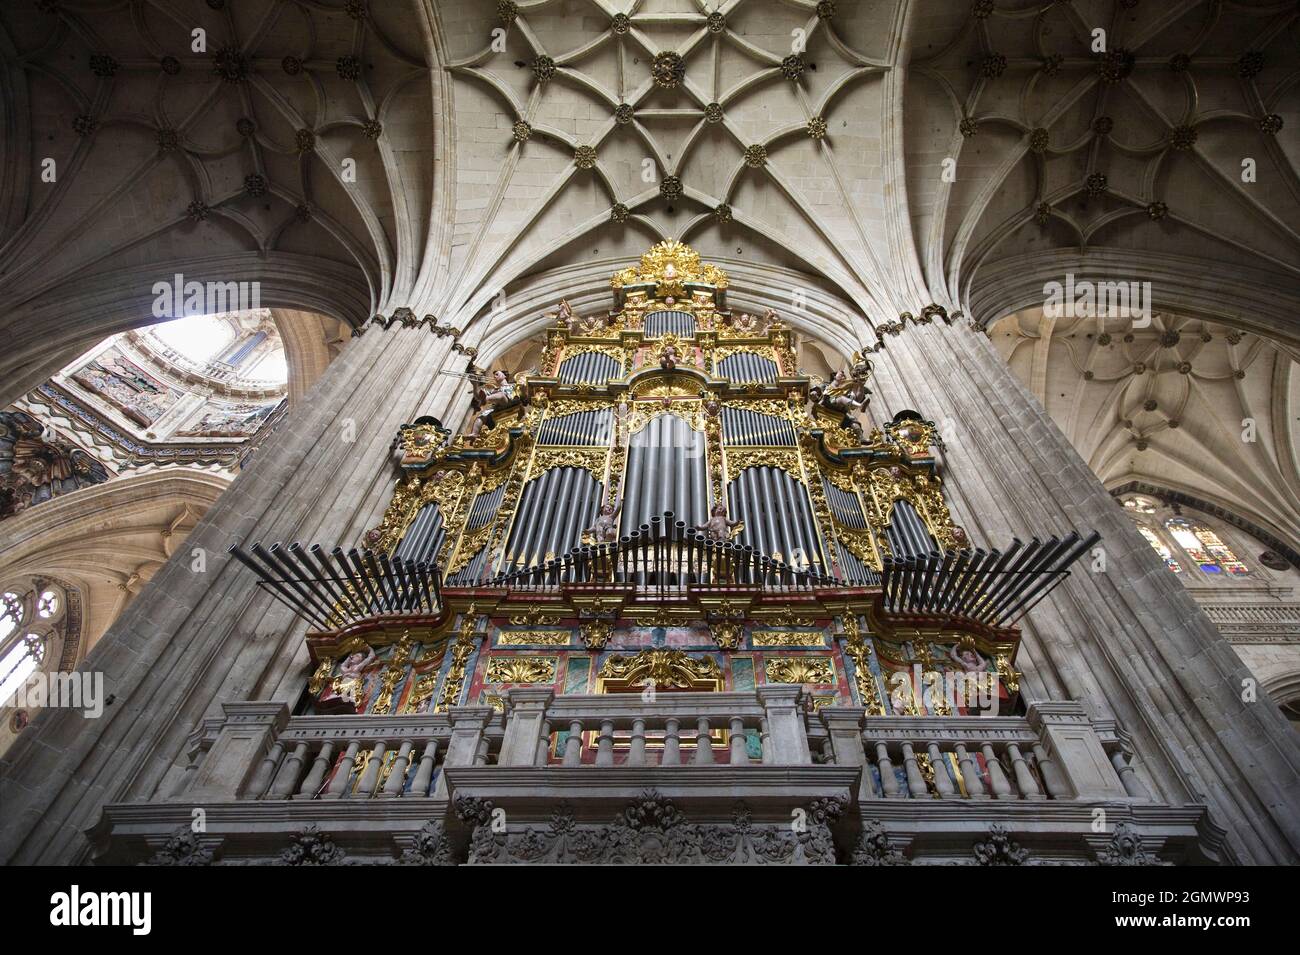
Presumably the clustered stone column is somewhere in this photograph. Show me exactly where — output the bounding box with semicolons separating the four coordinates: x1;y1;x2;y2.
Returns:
0;322;465;864
864;320;1300;863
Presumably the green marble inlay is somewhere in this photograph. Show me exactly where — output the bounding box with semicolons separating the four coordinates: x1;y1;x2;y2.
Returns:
565;656;591;694
732;656;755;690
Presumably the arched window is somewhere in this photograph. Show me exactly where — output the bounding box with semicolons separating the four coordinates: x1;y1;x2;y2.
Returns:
0;634;45;705
1165;518;1250;576
1136;525;1182;573
0;581;71;729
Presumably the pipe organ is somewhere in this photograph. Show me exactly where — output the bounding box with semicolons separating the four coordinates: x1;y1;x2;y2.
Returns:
234;241;1096;743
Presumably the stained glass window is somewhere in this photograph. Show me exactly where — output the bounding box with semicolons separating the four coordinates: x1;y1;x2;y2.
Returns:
0;634;44;704
0;592;20;643
1137;525;1181;573
37;590;59;618
1166;518;1249;576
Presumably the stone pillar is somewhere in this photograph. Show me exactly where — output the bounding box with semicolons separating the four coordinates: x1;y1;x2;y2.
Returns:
0;322;469;864
757;686;811;765
498;689;554;767
819;708;871;797
1027;701;1126;800
865;320;1300;862
185;702;289;801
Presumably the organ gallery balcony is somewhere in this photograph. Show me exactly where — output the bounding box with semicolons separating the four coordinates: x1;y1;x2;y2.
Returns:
89;689;1221;865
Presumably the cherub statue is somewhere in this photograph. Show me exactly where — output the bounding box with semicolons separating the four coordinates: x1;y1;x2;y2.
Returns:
660;343;680;371
949;642;985;673
470;369;515;436
732;311;759;334
585;496;623;543
554;298;574;328
823;369;871;414
330;644;378;708
701;393;721;418
696;502;741;542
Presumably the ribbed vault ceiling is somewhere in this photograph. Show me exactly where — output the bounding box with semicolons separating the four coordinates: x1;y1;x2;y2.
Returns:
0;0;1296;400
991;307;1300;546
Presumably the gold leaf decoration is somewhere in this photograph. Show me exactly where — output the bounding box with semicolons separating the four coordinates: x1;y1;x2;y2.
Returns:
764;656;835;684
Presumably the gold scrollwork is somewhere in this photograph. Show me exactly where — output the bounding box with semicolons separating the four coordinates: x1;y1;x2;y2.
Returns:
581;620;613;650
764;656;835;685
597;648;722;690
611;239;728;292
710;621;744;650
485;656;558;684
435;608;479;712
725;447;804;481
751;631;825;647
373;631;415;715
528;447;609;483
497;630;572;647
626;402;705;435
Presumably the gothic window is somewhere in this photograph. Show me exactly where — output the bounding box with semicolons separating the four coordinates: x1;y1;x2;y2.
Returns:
0;634;46;705
1136;525;1182;573
0;581;70;718
1165;518;1250;577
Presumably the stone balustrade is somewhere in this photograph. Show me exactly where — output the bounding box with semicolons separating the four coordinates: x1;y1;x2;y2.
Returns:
496;686;809;767
181;703;505;801
817;701;1148;802
178;692;1146;807
89;691;1212;865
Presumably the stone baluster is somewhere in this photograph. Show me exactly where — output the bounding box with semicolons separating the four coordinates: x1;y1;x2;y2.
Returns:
1005;743;1044;800
410;739;440;796
1032;742;1070;799
759;716;772;764
955;742;987;799
596;719;616;766
628;718;647;766
474;737;490;766
268;741;309;799
900;743;928;797
874;741;902;798
662;717;682;766
247;740;285;800
729;717;749;764
980;743;1014;799
499;688;554;766
353;741;387;797
327;741;361;797
535;720;552;766
380;740;415;798
756;685;812;764
562;720;584;766
436;706;494;797
185;702;289;802
1110;750;1151;799
693;717;713;765
295;741;335;799
927;742;956;797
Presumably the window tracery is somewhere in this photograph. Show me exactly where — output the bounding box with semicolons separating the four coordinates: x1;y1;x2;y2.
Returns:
0;581;70;723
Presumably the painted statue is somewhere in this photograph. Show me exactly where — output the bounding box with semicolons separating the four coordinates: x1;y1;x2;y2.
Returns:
320;644;378;712
470;369;515;437
695;502;741;542
823;369;871;414
585;496;623;543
